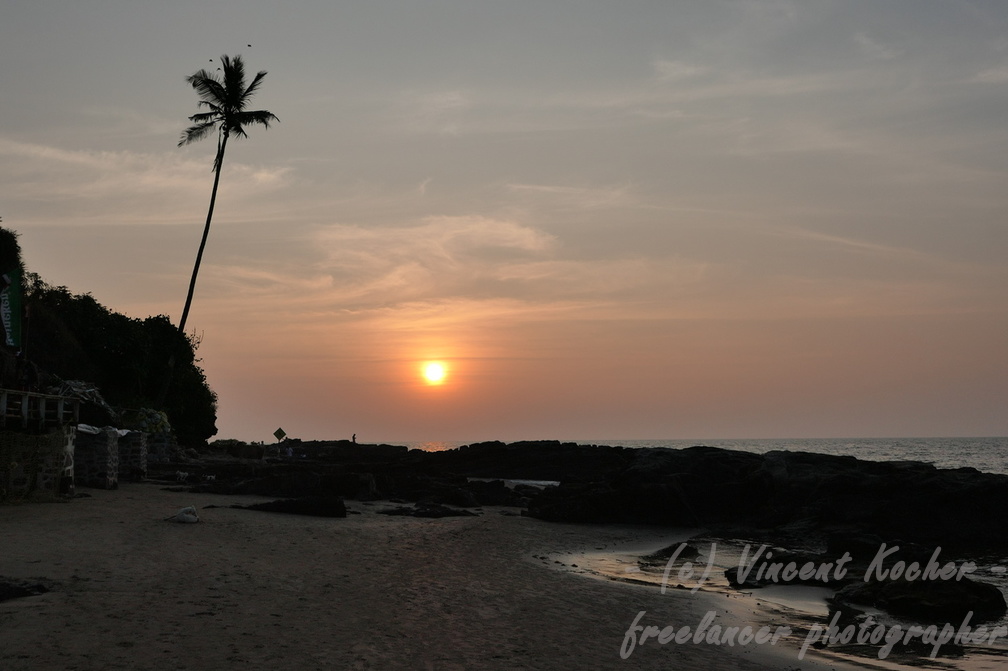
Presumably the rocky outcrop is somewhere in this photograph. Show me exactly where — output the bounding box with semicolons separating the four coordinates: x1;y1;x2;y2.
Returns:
525;446;1008;552
832;576;1006;624
164;440;599;509
412;441;629;482
156;441;1008;552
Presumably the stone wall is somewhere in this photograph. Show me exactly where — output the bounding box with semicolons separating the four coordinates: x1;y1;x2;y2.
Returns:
146;432;177;464
117;431;147;481
74;427;118;489
0;426;75;501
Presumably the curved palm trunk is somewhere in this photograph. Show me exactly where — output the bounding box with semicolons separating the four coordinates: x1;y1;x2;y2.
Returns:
156;132;228;406
178;131;228;335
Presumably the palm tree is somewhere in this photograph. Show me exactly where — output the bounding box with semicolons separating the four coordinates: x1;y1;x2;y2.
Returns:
158;55;277;408
176;54;278;335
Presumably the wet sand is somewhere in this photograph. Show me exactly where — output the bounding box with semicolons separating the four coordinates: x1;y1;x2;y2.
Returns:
0;483;993;670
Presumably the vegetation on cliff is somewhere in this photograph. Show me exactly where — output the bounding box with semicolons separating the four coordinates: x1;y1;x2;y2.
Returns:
1;226;217;446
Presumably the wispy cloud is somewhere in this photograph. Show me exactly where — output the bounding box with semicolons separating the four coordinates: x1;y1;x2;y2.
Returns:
854;32;901;61
272;216;560;308
970;65;1008;83
397;90;473;135
652;59;707;82
192;212;717;328
763;225;963;271
82;105;180;137
505;182;635;209
0;136;292;223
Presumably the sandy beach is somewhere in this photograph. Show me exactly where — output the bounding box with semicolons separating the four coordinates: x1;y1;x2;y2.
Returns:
0;483;1000;670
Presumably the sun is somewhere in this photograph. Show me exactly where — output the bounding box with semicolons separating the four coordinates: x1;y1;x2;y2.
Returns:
422;361;447;385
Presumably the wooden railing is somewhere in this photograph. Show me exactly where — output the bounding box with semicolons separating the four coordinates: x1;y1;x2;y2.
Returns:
0;389;80;431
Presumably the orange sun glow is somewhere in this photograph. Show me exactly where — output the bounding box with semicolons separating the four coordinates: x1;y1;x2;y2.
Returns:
422;361;447;385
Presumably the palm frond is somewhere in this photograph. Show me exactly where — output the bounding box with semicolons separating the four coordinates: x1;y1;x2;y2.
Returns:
227;123;247;140
186;70;227;105
219;55;247;110
239;109;279;128
227;109;278;140
178;121;217;147
185;68;216;84
242;71;269;102
187;111;220;125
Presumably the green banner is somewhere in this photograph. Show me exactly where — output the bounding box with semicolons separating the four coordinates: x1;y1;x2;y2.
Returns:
1;267;22;347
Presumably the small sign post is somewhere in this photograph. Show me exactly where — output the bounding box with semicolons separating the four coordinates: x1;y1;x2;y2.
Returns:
273;427;286;442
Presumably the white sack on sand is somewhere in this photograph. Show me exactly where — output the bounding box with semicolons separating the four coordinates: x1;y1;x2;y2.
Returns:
164;506;200;523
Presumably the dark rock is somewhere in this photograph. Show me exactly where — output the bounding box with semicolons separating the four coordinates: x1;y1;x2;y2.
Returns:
512;483;543;498
150;440;1008;555
826;531;887;560
378;503;478;518
392;474;480;507
466;479;518;506
832;576;1006;624
0;579;48;603
525;482;621;523
235;496;347;518
639;542;700;568
415;440;630;482
522;446;1008;553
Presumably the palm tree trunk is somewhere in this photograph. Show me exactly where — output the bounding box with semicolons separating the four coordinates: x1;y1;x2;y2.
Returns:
178;131;228;335
156;132;228;407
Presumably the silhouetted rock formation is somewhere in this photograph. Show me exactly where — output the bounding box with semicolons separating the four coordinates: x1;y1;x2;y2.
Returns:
832;575;1006;624
157;441;1008;552
525;446;1008;552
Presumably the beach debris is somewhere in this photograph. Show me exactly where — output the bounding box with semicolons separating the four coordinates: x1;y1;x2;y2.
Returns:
165;506;200;523
48;379;120;424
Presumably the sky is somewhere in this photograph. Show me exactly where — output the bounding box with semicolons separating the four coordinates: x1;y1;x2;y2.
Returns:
2;0;1007;444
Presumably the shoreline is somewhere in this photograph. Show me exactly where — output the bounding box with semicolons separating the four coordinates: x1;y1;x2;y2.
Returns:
563;533;1008;671
6;485;1002;669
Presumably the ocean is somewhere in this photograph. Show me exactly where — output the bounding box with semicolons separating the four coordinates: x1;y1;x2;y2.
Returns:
405;437;1008;475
